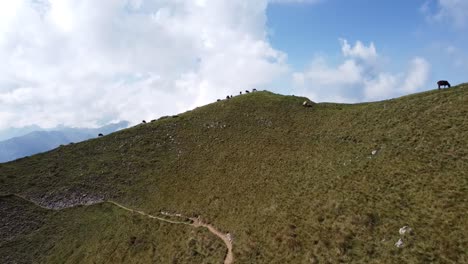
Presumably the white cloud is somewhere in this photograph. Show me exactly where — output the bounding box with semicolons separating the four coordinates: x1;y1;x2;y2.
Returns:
293;39;431;102
401;57;431;93
293;58;362;86
364;57;430;100
0;0;289;129
422;0;468;28
340;39;377;62
363;73;400;101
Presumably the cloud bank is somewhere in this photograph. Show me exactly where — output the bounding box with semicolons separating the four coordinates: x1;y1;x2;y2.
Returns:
293;39;431;102
0;0;287;129
0;1;432;131
422;0;468;28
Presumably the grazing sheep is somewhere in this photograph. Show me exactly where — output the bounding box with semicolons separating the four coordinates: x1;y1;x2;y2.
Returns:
217;99;221;102
437;80;451;89
252;88;257;92
245;90;250;93
240;91;242;95
142;120;147;124
226;95;230;99
98;133;103;137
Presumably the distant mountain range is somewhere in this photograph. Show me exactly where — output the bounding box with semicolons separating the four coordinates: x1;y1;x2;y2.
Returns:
0;121;129;163
0;125;43;141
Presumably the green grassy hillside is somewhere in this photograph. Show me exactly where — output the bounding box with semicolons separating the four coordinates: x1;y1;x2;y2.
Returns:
1;84;467;263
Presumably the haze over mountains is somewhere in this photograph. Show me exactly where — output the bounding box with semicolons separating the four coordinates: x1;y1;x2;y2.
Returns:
0;121;129;163
0;125;44;141
1;85;466;263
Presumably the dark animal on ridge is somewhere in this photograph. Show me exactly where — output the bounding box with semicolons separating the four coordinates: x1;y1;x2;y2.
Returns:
252;88;257;92
98;133;103;137
142;120;147;124
245;90;250;93
240;91;242;95
437;80;451;90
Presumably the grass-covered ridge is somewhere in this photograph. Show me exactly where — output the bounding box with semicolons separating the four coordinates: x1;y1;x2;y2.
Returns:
1;84;467;263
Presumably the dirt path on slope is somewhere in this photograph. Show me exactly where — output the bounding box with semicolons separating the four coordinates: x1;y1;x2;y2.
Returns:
4;194;234;264
108;201;190;225
190;216;234;264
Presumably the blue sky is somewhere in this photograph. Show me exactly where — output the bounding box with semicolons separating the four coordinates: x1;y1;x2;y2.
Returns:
267;1;426;68
266;0;467;86
0;0;467;133
264;0;468;102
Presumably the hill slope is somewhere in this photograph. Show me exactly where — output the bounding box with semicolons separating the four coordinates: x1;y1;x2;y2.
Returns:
1;85;467;263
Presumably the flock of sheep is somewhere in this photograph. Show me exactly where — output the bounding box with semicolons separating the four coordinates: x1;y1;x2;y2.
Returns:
98;81;454;137
98;88;315;137
218;88;258;101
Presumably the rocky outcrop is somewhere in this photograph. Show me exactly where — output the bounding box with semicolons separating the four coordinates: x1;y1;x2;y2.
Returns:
24;188;105;210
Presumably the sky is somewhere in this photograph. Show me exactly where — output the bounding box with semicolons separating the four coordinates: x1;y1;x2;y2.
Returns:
0;0;467;132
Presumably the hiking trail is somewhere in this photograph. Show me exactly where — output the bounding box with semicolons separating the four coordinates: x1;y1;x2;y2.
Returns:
3;194;234;264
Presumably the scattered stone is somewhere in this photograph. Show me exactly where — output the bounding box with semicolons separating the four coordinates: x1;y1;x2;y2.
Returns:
399;226;413;235
26;189;105;210
204;121;226;129
395;238;404;248
371;150;378;155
